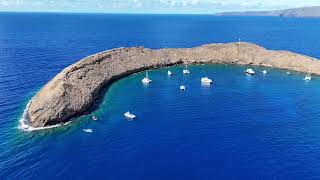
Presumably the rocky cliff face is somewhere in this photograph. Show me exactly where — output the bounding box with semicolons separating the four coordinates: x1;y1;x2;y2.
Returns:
25;42;320;128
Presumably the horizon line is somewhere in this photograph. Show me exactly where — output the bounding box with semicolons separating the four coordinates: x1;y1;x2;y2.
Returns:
0;10;215;15
1;5;319;15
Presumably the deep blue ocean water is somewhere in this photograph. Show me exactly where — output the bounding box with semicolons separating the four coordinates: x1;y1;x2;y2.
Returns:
1;13;320;179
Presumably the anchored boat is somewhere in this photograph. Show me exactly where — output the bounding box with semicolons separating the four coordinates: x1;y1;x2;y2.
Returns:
124;111;136;119
201;77;213;85
83;129;93;133
305;71;312;81
183;65;190;74
245;68;255;75
305;74;312;81
142;71;152;84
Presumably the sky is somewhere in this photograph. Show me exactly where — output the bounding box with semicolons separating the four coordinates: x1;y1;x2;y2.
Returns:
0;0;320;14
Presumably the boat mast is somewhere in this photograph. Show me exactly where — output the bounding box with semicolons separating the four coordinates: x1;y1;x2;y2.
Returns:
238;37;241;61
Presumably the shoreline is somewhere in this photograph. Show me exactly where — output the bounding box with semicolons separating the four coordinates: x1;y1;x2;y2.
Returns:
20;63;310;131
19;101;70;131
24;42;320;129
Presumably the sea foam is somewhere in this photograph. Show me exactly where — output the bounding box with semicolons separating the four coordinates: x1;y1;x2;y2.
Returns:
19;101;70;132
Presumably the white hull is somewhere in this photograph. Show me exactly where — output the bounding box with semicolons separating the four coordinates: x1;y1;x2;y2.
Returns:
245;68;255;75
83;129;93;133
201;77;213;85
142;71;152;84
124;112;136;119
142;78;152;84
183;69;190;74
305;75;312;81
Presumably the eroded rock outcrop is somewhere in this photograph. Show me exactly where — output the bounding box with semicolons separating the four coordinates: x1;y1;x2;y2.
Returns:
25;42;320;127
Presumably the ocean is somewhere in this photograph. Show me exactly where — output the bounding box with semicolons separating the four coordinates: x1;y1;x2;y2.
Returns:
1;13;320;179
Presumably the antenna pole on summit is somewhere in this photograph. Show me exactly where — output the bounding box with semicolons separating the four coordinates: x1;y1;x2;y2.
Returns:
237;38;241;61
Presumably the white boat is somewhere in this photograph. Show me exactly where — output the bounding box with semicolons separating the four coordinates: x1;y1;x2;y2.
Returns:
287;71;291;75
305;74;312;81
263;70;267;74
245;68;255;75
142;71;152;84
183;65;190;74
183;69;190;74
168;70;173;76
180;85;186;91
124;111;136;119
83;129;93;133
201;77;213;85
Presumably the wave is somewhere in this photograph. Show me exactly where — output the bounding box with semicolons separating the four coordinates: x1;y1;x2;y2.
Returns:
18;101;70;132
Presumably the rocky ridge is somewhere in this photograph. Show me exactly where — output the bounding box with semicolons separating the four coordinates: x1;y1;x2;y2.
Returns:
25;42;320;128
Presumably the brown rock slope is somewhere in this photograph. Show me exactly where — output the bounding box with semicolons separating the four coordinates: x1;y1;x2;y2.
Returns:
25;42;320;127
215;6;320;18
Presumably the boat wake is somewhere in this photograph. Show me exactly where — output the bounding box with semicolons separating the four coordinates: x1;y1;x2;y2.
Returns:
18;101;70;132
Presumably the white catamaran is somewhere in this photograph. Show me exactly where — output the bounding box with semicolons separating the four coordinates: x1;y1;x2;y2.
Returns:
142;71;152;84
305;71;312;81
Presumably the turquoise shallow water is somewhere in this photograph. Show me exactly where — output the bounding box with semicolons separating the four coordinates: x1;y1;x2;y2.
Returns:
2;13;320;179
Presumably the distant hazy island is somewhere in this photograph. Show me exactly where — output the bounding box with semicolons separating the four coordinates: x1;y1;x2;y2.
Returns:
215;6;320;18
21;42;320;130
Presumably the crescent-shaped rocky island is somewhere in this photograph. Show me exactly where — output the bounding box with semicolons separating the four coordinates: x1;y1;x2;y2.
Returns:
22;42;320;129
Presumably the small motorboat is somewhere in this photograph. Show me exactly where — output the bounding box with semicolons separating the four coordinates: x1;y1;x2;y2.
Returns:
287;71;291;75
245;68;255;75
201;77;213;85
92;116;97;121
183;69;190;74
305;74;312;81
124;111;136;120
183;65;190;74
83;129;93;133
263;70;267;74
180;85;186;91
168;70;173;76
142;71;152;84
